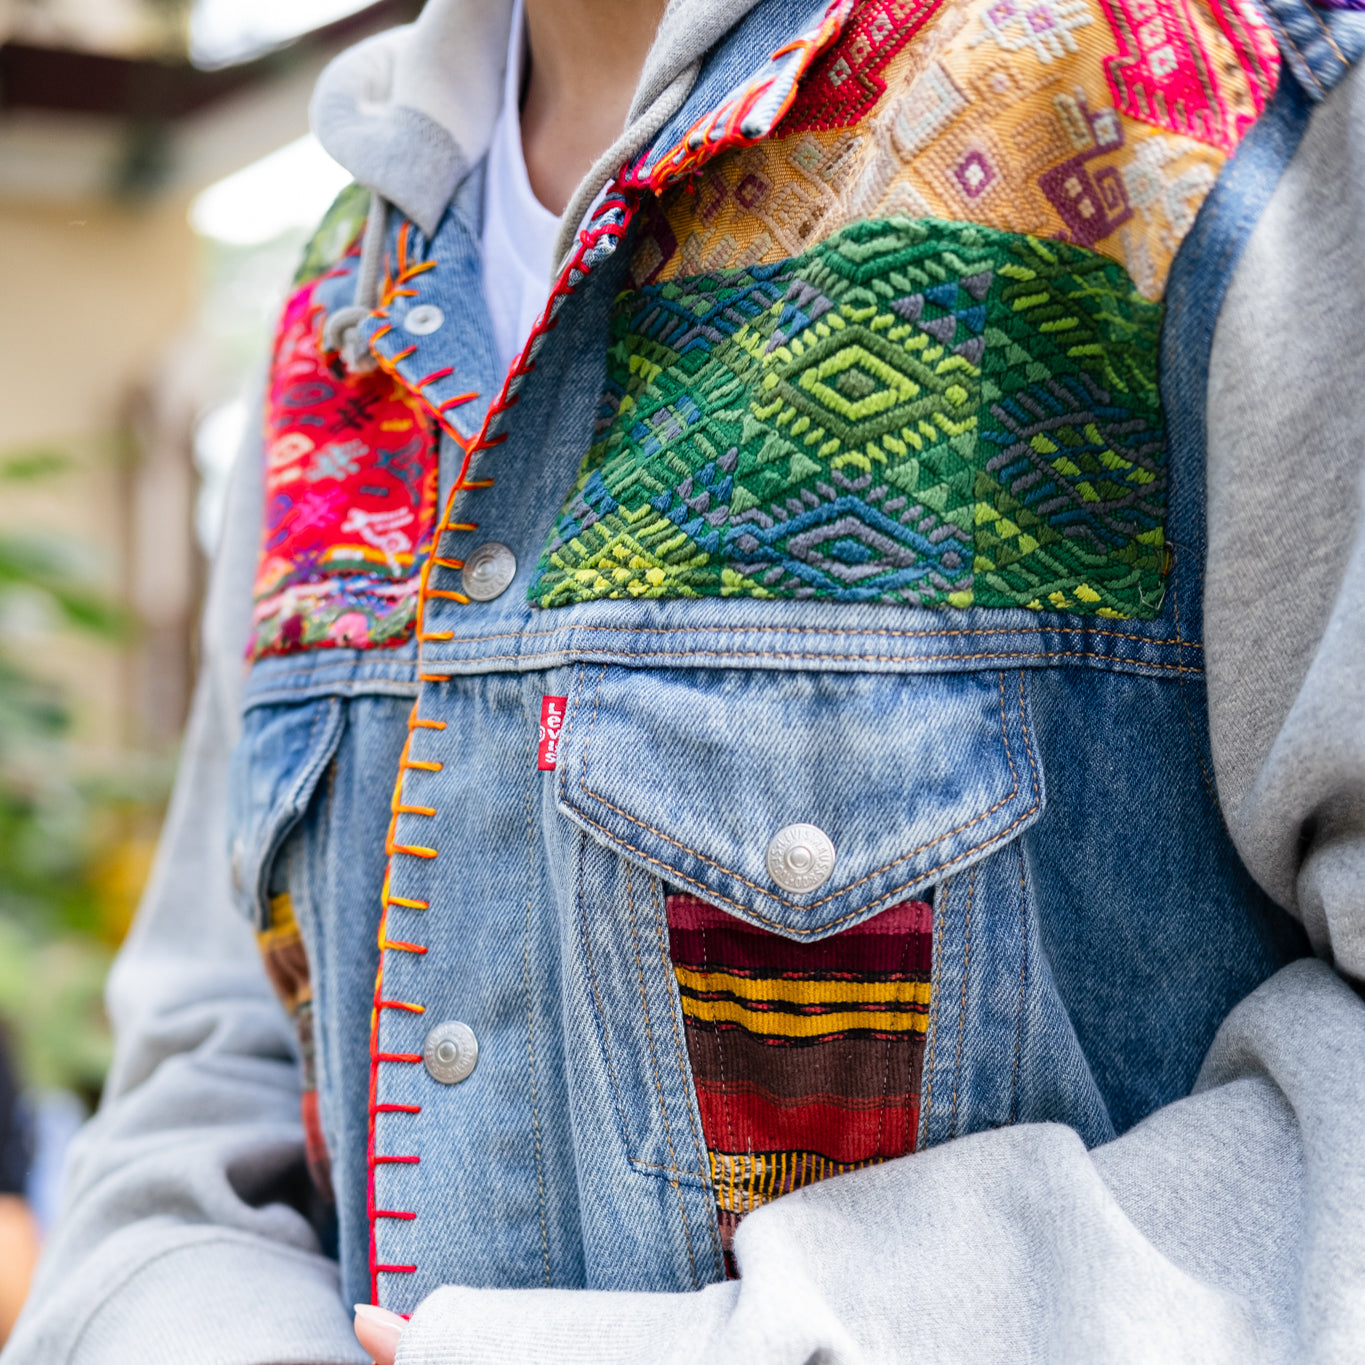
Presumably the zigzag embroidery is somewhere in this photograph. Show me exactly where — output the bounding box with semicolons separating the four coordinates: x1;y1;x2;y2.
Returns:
529;215;1167;618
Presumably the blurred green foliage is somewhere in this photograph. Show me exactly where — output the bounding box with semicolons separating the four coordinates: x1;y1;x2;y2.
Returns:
0;448;160;1100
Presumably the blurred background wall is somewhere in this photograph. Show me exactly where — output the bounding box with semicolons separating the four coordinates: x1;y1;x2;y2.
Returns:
0;0;421;1337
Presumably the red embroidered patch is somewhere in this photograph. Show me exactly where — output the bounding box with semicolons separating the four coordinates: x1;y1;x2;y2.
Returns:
776;0;945;135
249;277;439;660
538;696;567;770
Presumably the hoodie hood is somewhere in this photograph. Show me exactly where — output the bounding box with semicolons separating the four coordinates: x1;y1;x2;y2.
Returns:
309;0;514;238
309;0;772;239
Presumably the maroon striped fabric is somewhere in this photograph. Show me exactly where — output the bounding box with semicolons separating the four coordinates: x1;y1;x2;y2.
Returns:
667;893;933;1272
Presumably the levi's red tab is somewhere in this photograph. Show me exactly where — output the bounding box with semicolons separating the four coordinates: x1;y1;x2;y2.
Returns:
538;696;567;771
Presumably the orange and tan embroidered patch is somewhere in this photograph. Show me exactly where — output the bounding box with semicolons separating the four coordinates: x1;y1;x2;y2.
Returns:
630;0;1278;300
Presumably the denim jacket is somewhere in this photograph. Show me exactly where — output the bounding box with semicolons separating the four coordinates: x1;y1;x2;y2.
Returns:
9;1;1365;1362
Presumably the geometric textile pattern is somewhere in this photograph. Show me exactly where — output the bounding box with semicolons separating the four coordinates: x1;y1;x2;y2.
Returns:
255;890;332;1202
249;268;440;660
529;216;1166;617
630;0;1278;301
667;893;933;1275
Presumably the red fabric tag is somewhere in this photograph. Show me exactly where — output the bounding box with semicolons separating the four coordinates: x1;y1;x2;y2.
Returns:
538;696;567;770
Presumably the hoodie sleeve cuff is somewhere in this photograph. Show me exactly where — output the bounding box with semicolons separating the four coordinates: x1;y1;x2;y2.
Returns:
8;1229;369;1365
395;1282;740;1365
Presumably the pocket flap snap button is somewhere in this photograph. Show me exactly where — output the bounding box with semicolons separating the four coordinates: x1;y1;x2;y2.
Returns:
765;823;836;894
402;304;444;335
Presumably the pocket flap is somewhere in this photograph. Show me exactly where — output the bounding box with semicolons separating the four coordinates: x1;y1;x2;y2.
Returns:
228;697;345;928
555;666;1043;940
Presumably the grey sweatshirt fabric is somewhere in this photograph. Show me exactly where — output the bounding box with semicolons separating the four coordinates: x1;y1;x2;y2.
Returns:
307;0;758;265
309;0;513;238
7;12;1365;1365
2;413;372;1364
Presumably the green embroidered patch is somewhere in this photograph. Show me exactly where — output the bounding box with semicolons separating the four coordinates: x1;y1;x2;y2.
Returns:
528;217;1168;618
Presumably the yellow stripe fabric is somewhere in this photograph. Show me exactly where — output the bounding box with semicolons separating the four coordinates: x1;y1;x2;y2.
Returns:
708;1150;879;1215
679;994;929;1037
674;966;931;1007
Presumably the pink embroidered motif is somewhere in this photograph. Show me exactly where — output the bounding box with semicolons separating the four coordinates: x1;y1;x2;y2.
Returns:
1097;0;1280;152
250;277;439;660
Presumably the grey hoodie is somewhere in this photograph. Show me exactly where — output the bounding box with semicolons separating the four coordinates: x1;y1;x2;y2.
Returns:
5;2;1365;1361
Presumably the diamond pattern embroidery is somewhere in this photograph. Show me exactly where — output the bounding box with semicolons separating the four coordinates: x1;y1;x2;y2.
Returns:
529;216;1166;618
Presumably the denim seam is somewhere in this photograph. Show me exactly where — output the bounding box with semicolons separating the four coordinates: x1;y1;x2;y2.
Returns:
1161;171;1214;809
427;621;1203;648
522;736;552;1288
650;878;720;1218
1008;842;1029;1126
567;769;1041;939
1170;568;1218;803
242;684;422;711
920;872;949;1140
569;668;1034;923
1306;0;1349;68
1263;4;1326;93
367;701;443;1302
572;834;706;1179
948;863;976;1141
250;698;342;929
413;194;638;644
448;647;1202;672
250;658;423;674
1183;692;1219;802
246;673;422;687
294;759;333;1161
574;826;636;1159
623;862;705;1282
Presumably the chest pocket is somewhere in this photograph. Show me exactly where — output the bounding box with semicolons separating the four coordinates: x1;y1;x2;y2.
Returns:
229;697;346;931
547;661;1045;1281
555;664;1043;940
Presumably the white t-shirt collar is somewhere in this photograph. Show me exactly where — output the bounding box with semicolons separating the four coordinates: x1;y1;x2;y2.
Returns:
480;0;562;378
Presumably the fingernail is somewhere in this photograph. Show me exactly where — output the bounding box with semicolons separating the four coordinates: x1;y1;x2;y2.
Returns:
354;1303;406;1342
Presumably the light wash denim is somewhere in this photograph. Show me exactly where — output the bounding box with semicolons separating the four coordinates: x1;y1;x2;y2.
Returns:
229;0;1331;1318
8;0;1365;1361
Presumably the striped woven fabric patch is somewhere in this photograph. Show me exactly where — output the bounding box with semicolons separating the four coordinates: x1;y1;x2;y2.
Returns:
256;890;332;1202
667;892;932;1272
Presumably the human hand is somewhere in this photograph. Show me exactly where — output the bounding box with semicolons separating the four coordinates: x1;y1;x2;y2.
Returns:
0;1195;40;1345
353;1303;406;1365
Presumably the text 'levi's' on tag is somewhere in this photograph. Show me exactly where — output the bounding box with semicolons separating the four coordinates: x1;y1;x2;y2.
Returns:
538;696;567;771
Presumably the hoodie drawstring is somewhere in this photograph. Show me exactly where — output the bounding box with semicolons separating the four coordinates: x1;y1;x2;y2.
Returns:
323;190;389;374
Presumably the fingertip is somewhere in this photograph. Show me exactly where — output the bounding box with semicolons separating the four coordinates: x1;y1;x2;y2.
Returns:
353;1302;405;1365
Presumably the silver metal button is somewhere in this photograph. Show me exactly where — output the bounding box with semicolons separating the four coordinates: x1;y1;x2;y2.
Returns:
461;542;517;602
765;823;836;894
402;304;445;335
423;1021;478;1084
